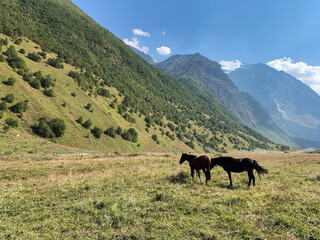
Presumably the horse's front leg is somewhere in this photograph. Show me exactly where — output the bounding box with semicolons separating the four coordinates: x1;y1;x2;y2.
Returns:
202;168;208;184
227;171;232;187
248;170;255;187
191;168;195;181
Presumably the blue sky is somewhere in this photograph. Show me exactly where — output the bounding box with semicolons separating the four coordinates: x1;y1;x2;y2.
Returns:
72;0;320;94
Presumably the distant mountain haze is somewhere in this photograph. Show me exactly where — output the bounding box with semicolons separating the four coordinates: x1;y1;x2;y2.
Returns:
157;53;290;145
229;63;320;146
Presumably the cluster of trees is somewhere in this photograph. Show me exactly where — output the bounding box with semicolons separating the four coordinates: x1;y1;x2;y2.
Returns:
23;71;56;97
33;117;66;138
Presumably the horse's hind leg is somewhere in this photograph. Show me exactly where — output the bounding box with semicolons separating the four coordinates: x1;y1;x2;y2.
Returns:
227;171;232;187
197;170;202;184
202;169;208;184
248;171;255;187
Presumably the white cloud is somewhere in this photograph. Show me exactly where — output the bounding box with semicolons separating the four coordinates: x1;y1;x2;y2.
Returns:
267;57;320;95
219;59;243;73
133;28;150;37
162;31;166;35
123;37;149;54
156;46;171;55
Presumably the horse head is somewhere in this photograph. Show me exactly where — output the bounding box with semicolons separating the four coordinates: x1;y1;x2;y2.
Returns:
210;158;217;169
179;153;187;164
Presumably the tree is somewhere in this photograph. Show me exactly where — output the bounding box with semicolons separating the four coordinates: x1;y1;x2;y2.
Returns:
104;127;116;138
27;52;41;62
10;100;28;114
82;119;92;129
4;77;16;86
5;117;19;128
91;126;102;138
0;101;8;111
4;94;15;103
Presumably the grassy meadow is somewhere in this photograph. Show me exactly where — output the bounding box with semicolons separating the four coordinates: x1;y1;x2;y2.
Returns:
0;153;319;239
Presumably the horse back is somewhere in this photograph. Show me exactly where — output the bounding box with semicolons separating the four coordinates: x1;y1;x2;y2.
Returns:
190;155;210;170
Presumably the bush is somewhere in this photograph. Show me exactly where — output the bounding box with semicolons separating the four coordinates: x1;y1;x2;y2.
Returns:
62;101;67;107
38;51;47;59
4;77;16;86
121;128;138;143
104;127;116;138
71;92;77;97
10;100;28;114
152;134;158;142
0;101;8;111
82;119;92;129
97;88;110;97
44;88;55;97
116;126;122;135
0;111;4;119
91;126;102;138
76;116;83;124
4;94;15;103
5;117;19;128
34;117;66;138
0;54;5;62
19;48;26;54
41;75;54;88
27;52;41;62
47;58;63;69
84;103;92;110
23;74;33;82
14;38;23;45
30;79;41;89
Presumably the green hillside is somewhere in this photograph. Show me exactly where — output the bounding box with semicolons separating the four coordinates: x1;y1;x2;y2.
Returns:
0;0;285;154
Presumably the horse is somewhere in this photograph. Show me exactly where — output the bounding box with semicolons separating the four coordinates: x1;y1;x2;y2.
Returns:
210;156;268;187
179;153;211;184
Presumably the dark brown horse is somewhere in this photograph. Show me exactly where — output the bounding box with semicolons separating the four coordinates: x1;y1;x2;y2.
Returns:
180;153;211;184
210;156;268;187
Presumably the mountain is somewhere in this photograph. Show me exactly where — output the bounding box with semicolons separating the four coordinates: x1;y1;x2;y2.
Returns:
157;53;291;145
229;63;320;148
0;0;281;153
130;46;158;65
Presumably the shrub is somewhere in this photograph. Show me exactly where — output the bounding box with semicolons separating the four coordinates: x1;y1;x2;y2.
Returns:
4;94;15;103
41;75;54;88
104;127;116;138
47;58;63;69
82;119;92;129
50;118;66;137
121;128;138;143
10;100;28;114
14;38;23;45
116;126;122;135
4;77;16;86
0;54;5;62
62;101;67;107
23;74;33;82
34;117;66;138
0;111;3;119
5;117;19;128
84;103;92;110
91;126;102;138
30;79;41;89
97;88;110;97
27;52;41;62
44;88;55;97
0;101;8;110
152;134;158;142
19;48;26;54
38;51;47;59
76;116;83;124
71;92;77;97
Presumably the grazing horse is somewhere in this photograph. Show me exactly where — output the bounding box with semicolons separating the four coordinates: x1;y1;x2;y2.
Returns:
179;153;211;184
210;156;268;187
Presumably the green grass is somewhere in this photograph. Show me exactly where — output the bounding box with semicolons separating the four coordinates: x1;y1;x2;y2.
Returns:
0;153;319;239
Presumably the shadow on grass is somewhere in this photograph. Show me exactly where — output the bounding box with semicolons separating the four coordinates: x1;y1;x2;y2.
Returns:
215;183;241;190
167;171;190;184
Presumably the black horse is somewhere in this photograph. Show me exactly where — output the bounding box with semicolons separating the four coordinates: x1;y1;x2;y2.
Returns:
210;156;268;187
180;153;211;184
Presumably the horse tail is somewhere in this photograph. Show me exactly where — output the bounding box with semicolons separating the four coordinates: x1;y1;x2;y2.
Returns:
252;160;268;179
207;158;211;180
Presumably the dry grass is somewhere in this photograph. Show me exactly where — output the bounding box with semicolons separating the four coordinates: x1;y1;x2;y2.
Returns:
0;153;319;239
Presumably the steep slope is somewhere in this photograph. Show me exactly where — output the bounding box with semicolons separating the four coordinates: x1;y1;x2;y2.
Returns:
130;46;158;65
0;0;282;153
229;64;320;148
157;54;290;145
